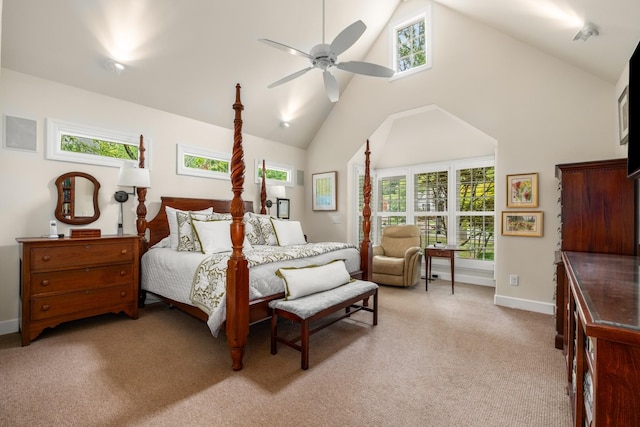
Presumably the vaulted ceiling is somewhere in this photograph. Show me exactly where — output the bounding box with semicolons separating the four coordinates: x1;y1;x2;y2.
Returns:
2;0;640;149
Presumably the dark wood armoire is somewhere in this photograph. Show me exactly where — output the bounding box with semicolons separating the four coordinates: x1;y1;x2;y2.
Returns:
555;158;637;349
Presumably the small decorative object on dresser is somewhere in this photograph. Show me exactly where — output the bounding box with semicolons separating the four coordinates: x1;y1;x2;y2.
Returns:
15;234;140;346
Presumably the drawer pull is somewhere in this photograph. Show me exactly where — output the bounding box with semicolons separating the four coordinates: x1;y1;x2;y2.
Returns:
85;245;91;249
85;268;91;272
42;255;51;262
41;305;50;311
120;291;127;297
120;270;127;276
121;249;128;255
40;280;50;287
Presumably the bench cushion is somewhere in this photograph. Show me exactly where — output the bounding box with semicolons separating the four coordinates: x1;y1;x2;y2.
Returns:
269;280;378;320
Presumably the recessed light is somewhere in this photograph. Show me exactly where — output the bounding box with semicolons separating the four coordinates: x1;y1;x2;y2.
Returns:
280;121;290;128
104;59;125;75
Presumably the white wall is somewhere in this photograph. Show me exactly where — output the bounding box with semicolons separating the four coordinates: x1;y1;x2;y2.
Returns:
305;1;620;314
0;69;306;333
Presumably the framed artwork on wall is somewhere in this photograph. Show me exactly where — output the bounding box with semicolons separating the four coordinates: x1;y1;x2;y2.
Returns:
506;173;538;208
618;85;629;145
312;171;337;211
501;211;543;237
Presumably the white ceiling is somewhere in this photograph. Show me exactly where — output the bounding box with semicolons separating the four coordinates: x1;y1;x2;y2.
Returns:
2;0;640;149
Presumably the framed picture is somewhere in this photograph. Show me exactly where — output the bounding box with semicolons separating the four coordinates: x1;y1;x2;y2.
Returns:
276;198;290;219
501;211;543;237
618;85;629;145
506;173;538;208
312;171;337;211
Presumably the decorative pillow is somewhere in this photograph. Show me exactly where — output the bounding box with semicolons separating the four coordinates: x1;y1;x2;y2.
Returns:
209;212;232;220
271;219;306;246
191;219;252;254
150;236;171;249
175;212;212;252
249;212;278;245
243;213;265;245
276;260;352;300
166;206;213;250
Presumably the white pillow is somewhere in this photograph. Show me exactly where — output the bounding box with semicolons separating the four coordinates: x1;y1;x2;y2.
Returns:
166;206;213;250
192;219;252;254
277;260;351;300
271;219;306;246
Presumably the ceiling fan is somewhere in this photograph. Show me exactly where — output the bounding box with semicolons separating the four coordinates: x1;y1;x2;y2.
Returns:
259;0;395;102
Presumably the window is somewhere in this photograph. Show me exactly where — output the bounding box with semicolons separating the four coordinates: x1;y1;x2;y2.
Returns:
254;159;295;187
177;144;230;180
390;7;432;77
46;119;148;168
368;157;494;265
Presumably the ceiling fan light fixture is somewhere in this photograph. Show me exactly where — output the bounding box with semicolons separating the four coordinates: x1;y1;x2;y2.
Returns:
573;22;599;42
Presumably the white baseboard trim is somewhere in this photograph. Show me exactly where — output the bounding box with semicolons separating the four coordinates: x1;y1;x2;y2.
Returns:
0;318;19;336
494;294;555;315
426;272;495;287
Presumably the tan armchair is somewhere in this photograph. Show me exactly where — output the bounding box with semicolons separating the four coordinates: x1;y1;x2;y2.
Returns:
372;225;422;287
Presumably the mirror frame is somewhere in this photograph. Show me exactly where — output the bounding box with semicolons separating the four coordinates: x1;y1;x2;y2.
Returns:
55;172;101;225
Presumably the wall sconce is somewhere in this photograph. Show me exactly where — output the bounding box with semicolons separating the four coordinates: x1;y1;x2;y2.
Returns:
266;185;286;215
573;22;599;42
114;164;151;235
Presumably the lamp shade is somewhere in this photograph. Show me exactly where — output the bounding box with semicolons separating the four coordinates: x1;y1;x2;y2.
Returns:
118;164;151;188
267;185;286;199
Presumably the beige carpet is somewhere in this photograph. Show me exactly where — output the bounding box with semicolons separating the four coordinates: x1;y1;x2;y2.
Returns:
0;280;571;427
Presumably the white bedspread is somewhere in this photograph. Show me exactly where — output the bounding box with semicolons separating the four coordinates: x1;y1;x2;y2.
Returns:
141;243;360;335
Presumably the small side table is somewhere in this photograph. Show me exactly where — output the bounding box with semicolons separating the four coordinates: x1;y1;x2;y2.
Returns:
425;245;470;294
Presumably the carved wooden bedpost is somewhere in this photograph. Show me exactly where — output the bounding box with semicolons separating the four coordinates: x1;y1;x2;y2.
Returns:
360;140;373;281
260;159;267;214
226;84;250;371
136;135;148;247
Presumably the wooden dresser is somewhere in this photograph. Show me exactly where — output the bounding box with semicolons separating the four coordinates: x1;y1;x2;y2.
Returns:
562;251;640;427
555;159;636;349
16;235;140;346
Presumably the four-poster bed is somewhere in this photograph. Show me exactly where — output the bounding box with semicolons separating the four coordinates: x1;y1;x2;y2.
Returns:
135;84;373;370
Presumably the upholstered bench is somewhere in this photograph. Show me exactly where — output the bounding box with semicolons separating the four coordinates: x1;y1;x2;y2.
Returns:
269;279;378;370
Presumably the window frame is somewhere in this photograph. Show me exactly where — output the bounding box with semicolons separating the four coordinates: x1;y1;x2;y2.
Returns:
46;118;149;168
365;156;494;271
254;159;295;187
177;144;231;180
389;6;433;80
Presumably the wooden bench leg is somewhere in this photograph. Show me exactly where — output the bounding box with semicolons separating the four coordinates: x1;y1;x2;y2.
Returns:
373;289;378;326
271;311;278;355
301;319;310;370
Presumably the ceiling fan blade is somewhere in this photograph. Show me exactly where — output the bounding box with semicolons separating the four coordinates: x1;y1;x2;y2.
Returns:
330;20;366;56
267;67;314;88
336;60;395;78
259;38;312;59
323;70;339;103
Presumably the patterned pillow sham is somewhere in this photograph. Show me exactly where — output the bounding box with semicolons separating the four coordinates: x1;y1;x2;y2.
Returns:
175;212;211;252
248;212;278;245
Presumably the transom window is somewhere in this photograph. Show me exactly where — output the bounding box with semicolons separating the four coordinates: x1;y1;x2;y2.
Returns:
177;144;230;180
46;119;148;168
390;7;432;77
255;159;295;187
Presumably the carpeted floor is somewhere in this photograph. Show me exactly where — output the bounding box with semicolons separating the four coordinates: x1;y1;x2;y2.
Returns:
0;280;571;426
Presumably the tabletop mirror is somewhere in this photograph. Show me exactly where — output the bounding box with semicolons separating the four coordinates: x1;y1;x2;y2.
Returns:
54;172;101;224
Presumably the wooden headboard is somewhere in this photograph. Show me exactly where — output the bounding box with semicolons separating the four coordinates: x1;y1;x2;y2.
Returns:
146;196;254;248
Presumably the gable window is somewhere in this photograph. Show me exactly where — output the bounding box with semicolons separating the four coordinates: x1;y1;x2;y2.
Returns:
390;7;432;77
46;119;148;168
177;144;230;180
255;159;295;187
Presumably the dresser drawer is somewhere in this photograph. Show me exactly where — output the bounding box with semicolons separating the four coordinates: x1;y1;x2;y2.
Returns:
30;241;135;270
30;264;133;295
30;284;134;321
